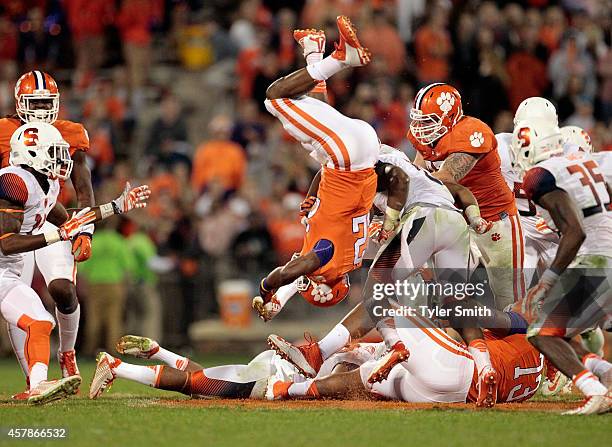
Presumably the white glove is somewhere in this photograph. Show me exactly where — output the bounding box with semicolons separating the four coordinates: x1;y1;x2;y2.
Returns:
111;182;151;214
58;208;96;241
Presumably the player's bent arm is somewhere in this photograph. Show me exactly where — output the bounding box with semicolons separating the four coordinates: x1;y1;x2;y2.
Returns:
0;199;49;255
538;189;586;274
434;152;481;183
71;151;95;208
266;68;318;100
263;251;321;290
306;170;322;198
375;163;408;234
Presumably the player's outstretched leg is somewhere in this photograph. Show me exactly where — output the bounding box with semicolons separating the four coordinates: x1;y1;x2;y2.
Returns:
116;335;202;371
266;368;366;401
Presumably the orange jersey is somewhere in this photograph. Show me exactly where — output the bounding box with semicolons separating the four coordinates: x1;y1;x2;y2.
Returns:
467;332;544;404
300;167;377;288
0;117;89;169
408;116;516;221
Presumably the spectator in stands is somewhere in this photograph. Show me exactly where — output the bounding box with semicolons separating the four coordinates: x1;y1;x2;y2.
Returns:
145;92;190;166
192;115;247;195
413;5;452;84
361;9;406;77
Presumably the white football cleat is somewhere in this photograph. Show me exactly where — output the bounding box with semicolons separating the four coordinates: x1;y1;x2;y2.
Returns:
116;335;160;359
89;352;118;399
562;391;612;415
293;29;326;58
27;376;81;405
331;15;371;67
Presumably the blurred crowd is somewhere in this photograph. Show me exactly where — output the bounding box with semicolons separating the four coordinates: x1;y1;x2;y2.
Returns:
0;0;611;350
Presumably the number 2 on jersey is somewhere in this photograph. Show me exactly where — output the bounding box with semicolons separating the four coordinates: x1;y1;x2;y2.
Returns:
352;214;369;265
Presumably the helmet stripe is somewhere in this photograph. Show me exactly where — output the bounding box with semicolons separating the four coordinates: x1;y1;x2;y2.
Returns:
33;70;44;90
415;82;446;109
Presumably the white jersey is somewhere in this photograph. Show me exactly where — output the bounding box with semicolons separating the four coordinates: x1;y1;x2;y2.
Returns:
0;166;59;276
264;96;379;171
373;147;457;213
497;132;581;216
592;152;612;185
523;154;612;257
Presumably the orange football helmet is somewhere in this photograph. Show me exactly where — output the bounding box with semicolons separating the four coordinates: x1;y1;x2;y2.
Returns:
299;274;350;307
409;83;463;145
15;71;60;124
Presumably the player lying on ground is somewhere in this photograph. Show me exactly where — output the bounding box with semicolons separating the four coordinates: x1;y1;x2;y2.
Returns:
0;122;149;404
254;17;388;317
266;302;612;409
2;71;95;393
89;335;388;400
510;119;612;415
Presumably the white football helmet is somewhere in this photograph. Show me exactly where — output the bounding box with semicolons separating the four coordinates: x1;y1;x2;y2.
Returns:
560;125;593;153
10;123;73;180
513;97;558;127
511;119;563;176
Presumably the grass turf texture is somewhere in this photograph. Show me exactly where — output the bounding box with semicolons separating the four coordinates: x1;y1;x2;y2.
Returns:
0;357;609;447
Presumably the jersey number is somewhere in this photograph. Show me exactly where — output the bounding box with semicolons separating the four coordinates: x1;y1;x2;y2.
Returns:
506;354;544;402
352;214;369;265
566;160;606;206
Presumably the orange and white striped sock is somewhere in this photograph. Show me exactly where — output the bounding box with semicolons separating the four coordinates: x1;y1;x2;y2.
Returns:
288;379;319;398
150;347;189;371
573;369;607;396
468;339;492;374
17;315;53;389
113;361;161;387
583;353;612;380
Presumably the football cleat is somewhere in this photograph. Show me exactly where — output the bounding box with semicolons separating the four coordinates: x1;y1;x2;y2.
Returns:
58;350;81;379
11;377;30;400
27;376;81;405
367;341;410;384
476;366;500;408
265;378;292;401
540;359;570;396
267;334;323;378
331;15;371;67
89;352;119;399
293;29;326;57
116;335;160;359
562;391;612;415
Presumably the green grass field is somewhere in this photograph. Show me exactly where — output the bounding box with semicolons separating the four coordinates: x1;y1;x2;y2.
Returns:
0;357;610;447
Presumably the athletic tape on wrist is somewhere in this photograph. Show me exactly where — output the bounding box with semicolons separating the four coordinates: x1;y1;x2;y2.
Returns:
44;231;61;245
100;203;114;219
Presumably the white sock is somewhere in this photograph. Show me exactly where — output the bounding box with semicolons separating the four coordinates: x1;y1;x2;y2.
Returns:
30;362;48;389
113;361;159;387
306;52;323;65
318;324;351;360
7;323;29;379
56;305;80;353
468;339;492;374
288;379;316;397
573;370;607;396
150;347;189;371
306;55;344;81
583;354;612;379
376;318;401;349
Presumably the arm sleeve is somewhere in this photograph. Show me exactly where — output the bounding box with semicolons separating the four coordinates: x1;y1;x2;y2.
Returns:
312;239;334;267
522;166;559;204
0;173;28;206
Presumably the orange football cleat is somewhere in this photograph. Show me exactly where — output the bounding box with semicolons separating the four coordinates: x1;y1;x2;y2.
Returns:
267;334;323;378
476;366;500;408
367;341;410;384
331;16;371;67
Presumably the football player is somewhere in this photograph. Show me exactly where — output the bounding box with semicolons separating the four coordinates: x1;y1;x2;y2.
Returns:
0;71;94;396
0;123;149;404
409;83;524;310
265;145;502;407
512;120;612;415
254;17;386;316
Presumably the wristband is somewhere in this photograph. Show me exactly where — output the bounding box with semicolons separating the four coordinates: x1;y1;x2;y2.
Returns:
464;205;481;224
44;230;61;245
540;269;560;286
383;207;401;231
100;203;114;219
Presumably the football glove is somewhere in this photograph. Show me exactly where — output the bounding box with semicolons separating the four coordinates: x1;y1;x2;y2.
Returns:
58;208;97;241
72;225;93;262
111;182;151;214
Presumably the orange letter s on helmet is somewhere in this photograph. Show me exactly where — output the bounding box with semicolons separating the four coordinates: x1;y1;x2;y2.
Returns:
409;83;463;145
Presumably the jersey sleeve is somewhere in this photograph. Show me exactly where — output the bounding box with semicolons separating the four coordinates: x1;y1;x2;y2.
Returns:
55;120;90;153
452;118;496;155
522;166;559;204
0;118;21;168
0;172;28;206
